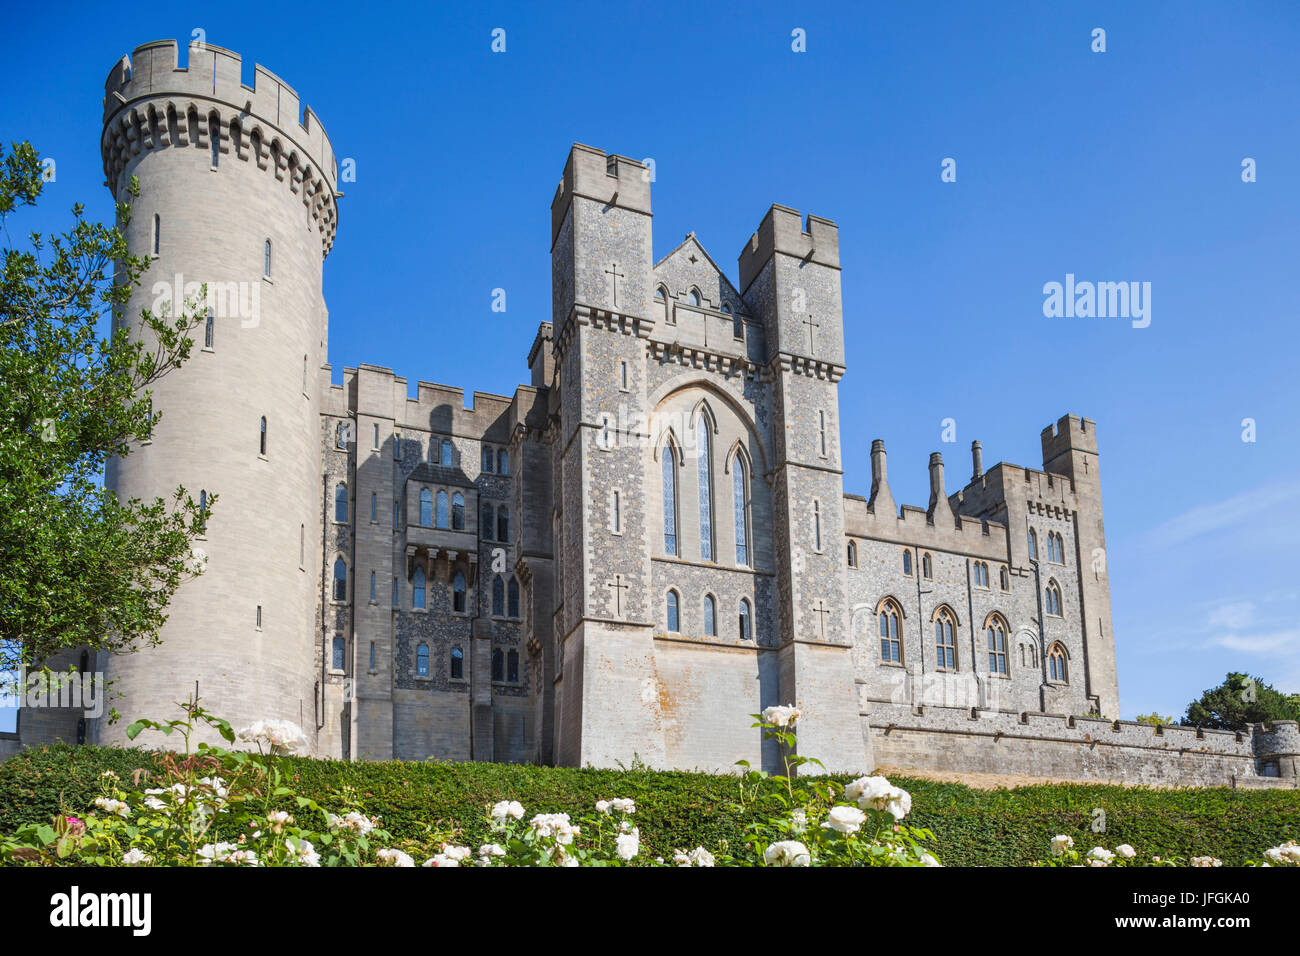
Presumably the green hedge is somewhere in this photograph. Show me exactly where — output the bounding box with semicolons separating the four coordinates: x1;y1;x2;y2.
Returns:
1;744;1296;865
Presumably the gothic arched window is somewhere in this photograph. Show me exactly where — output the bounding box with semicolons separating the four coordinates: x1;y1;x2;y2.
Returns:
922;552;932;579
208;113;220;168
696;414;713;561
492;575;505;617
738;598;752;642
1048;643;1068;683
847;540;858;568
497;506;509;543
416;642;429;677
655;286;669;325
666;590;679;632
879;599;903;663
335;484;348;523
264;239;272;278
481;500;494;538
986;615;1008;675
1028;528;1038;561
507;649;519;682
452;492;465;530
204;309;214;348
688;287;701;307
492;648;504;682
497;448;508;474
813;501;822;552
413;566;426;609
332;558;347;601
440;439;453;467
152;213;160;255
662;441;678;556
508;577;520;618
259;416;267;455
482;445;494;473
903;550;912;575
703;594;717;636
450;646;464;680
436;490;450;529
332;636;345;671
733;454;749;566
934;608;957;671
1045;581;1063;617
420;488;433;527
1000;566;1009;590
452;571;467;613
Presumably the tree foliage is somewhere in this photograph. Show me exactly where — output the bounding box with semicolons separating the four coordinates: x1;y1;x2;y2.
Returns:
0;140;209;673
1181;672;1300;731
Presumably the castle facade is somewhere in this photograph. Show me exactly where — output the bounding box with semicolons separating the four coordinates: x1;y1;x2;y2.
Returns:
6;40;1295;787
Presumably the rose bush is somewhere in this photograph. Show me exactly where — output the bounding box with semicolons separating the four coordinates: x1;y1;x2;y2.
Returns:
0;700;1292;868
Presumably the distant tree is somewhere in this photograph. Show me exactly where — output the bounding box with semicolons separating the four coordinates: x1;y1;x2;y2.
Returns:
0;141;208;678
1135;713;1175;726
1181;673;1300;731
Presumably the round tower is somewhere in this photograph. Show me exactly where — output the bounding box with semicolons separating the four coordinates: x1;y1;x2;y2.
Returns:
96;40;339;751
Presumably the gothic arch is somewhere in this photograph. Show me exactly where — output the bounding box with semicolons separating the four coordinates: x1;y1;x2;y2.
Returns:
648;378;770;475
689;397;718;435
723;438;751;475
654;426;684;465
930;603;961;627
876;595;908;618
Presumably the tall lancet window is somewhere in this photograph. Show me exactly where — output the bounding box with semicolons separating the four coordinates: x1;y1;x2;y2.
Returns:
662;443;678;556
733;455;749;566
696;416;713;562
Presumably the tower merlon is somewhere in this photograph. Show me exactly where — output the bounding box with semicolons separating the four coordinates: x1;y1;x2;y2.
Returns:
550;144;651;247
1041;413;1098;477
103;39;339;198
737;204;840;294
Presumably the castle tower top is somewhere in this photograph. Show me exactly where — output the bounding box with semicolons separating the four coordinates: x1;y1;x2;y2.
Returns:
101;39;340;255
550;143;651;247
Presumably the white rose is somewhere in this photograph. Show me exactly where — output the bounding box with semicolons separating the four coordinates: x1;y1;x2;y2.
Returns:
377;848;415;867
1050;835;1074;857
1115;844;1136;859
595;800;611;814
121;848;151;866
616;828;640;861
491;800;525;821
688;846;715;867
763;840;811;867
823;805;867;834
762;704;802;728
1086;847;1114;866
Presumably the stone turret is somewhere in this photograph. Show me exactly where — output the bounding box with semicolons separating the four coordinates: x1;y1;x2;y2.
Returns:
97;40;338;752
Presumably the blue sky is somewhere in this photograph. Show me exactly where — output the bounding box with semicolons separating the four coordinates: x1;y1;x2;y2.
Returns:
3;0;1298;723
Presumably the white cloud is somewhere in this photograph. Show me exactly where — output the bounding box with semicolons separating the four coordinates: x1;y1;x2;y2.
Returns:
1207;600;1255;630
1144;480;1300;550
1210;629;1299;655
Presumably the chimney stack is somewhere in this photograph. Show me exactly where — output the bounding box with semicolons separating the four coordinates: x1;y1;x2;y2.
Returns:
867;439;895;516
971;440;984;480
927;452;956;526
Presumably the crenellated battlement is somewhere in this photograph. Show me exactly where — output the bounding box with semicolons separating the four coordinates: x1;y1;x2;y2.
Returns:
101;40;340;256
867;702;1299;787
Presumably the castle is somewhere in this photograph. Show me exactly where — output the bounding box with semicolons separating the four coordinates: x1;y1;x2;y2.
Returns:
3;40;1295;787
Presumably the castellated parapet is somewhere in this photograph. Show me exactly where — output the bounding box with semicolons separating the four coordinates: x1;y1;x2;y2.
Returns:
102;40;339;256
